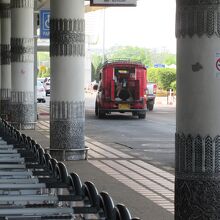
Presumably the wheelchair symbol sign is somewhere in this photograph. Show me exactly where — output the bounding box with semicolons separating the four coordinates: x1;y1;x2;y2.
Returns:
44;15;50;29
40;10;50;39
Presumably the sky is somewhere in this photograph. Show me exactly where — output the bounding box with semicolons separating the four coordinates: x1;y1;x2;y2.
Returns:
85;0;176;53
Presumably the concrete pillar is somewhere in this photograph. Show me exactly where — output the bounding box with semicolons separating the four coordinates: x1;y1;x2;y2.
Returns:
175;1;220;219
50;0;85;160
0;8;2;115
33;1;37;121
10;0;35;129
1;6;11;119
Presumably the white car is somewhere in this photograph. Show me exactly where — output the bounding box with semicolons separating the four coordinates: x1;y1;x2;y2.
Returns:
37;80;46;103
43;77;50;96
37;77;45;84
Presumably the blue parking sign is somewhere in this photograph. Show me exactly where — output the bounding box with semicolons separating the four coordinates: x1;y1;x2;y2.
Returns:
40;10;50;39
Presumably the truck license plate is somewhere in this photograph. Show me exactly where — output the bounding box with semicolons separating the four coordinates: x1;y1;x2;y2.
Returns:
119;104;130;109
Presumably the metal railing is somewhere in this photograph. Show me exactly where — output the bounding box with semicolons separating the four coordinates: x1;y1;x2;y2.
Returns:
0;118;141;220
103;59;144;66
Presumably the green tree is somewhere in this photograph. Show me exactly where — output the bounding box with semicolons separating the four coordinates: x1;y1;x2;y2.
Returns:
38;52;49;61
37;52;50;78
170;81;176;91
38;66;50;78
158;68;176;90
106;46;176;67
162;53;176;65
147;68;176;90
91;54;103;82
106;46;153;67
91;46;176;86
147;68;159;83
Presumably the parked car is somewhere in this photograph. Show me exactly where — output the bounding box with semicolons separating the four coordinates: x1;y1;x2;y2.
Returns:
146;82;157;111
43;77;50;96
37;80;46;103
37;77;45;84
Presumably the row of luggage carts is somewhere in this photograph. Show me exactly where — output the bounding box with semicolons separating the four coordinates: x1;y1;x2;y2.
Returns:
0;119;140;220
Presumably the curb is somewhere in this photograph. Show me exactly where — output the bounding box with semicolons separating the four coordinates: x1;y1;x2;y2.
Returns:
39;112;50;116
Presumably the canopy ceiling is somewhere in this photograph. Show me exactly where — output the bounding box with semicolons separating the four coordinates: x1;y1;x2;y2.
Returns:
0;0;105;12
36;0;105;12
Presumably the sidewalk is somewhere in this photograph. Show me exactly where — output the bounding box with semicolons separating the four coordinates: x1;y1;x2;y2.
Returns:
23;112;174;220
155;96;176;107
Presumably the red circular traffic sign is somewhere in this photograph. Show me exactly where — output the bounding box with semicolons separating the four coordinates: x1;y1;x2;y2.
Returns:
216;58;220;71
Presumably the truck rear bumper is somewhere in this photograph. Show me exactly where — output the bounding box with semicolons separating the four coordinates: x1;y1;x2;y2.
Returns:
100;109;147;113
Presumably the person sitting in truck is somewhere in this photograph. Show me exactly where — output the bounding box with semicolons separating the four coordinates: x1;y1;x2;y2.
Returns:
115;78;133;101
116;79;123;98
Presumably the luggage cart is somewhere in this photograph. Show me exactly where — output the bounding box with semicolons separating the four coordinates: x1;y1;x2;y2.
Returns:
0;119;141;220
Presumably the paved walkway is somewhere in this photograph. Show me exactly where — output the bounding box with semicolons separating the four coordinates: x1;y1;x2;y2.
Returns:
22;103;174;220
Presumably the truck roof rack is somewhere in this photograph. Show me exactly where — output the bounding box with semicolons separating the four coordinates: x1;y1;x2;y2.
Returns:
102;59;146;68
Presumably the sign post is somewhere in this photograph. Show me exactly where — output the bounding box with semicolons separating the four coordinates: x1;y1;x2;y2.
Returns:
90;0;137;6
40;10;50;39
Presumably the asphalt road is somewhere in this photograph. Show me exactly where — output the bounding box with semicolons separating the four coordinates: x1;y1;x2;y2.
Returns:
37;94;176;219
41;93;176;172
85;93;176;172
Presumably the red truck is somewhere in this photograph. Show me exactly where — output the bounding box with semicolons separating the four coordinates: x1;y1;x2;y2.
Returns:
94;60;147;119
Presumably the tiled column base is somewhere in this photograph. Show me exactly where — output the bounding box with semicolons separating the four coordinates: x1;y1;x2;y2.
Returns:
1;89;11;119
0;100;10;119
50;120;85;160
175;177;220;220
175;133;220;219
10;103;35;129
50;101;85;161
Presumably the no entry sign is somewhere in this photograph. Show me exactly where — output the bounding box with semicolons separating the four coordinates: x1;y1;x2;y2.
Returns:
216;58;220;72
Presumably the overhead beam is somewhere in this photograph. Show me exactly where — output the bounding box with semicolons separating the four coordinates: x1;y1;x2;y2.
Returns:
36;0;49;10
85;5;106;13
36;0;106;12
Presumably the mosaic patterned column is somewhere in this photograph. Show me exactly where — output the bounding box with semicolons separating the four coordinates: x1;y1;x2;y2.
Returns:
33;0;37;122
50;0;85;160
0;8;2;115
175;1;220;219
10;0;35;129
0;6;11;119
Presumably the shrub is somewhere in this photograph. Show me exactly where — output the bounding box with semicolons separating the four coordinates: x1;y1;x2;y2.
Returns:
147;68;159;83
147;68;176;91
158;68;176;90
170;81;176;91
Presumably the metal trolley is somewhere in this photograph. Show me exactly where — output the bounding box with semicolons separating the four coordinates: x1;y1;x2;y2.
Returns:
0;119;140;220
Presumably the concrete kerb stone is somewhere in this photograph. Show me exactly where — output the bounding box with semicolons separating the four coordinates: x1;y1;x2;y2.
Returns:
155;96;176;106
